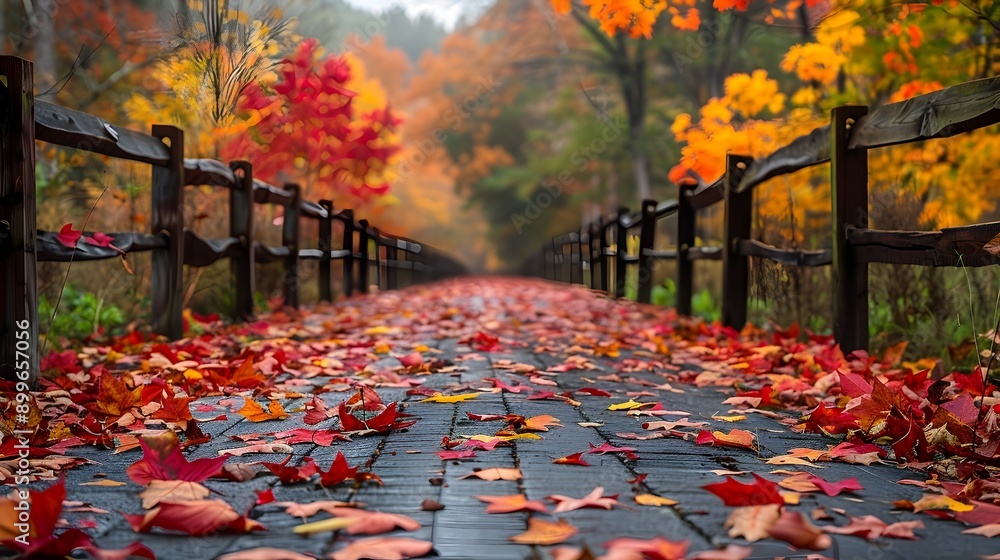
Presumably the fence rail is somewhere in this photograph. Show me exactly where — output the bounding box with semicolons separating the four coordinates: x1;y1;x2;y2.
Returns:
0;56;465;385
526;74;1000;352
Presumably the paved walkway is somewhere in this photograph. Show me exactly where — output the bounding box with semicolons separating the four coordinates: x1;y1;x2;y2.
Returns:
7;278;1000;559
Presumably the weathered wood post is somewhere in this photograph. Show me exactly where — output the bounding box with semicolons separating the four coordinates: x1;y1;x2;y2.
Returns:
722;155;754;329
589;222;599;289
318;199;333;302
358;219;370;293
0;56;39;384
341;209;355;296
151;124;185;339
599;220;610;292
371;228;382;291
637;199;657;304
832;105;870;352
549;237;562;282
676;181;696;316
386;241;399;290
575;230;585;285
614;207;629;298
229;161;255;319
282;183;300;308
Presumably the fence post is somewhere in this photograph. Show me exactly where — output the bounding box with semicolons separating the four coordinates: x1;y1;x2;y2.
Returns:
575;231;585;284
372;228;383;290
676;182;696;316
318;199;333;302
550;238;559;281
600;220;610;292
832;105;870;352
589;222;599;289
341;209;355;296
386;241;398;290
151;125;184;339
0;56;39;384
637;199;657;303
229;161;255;319
614;207;629;298
358;219;370;293
722;155;754;329
282;183;300;308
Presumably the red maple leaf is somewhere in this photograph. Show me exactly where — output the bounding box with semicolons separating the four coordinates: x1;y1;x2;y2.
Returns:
0;480;154;559
257;455;319;484
806;475;864;496
126;432;227;485
124;500;265;535
314;451;362;487
702;474;784;507
56;223;82;247
437;449;477;460
584;442;639;460
553;452;591;466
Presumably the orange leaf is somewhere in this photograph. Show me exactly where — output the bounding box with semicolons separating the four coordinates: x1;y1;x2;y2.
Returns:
523;414;563;431
475;494;549;514
509;518;578;545
238;398;289;422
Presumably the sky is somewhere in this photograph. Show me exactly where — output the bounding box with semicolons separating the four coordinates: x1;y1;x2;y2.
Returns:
340;0;488;29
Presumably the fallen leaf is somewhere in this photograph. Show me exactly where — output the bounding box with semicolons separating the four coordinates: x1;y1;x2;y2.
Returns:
805;475;864;497
553;452;591;466
548;487;620;513
330;537;433;560
138;480;210;509
217;548;313;560
635;494;678;507
291;517;359;534
725;504;781;542
912;494;975;513
419;393;482;403
702;474;784;507
695;429;756;450
962;524;1000;538
460;468;522;481
509;518;578;545
237;399;289;422
124;500;265;535
601;536;688;559
126;432;226;485
766;509;833;550
476;494;549;514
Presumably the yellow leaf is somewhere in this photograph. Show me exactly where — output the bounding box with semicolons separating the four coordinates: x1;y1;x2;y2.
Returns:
712;414;746;422
781;491;801;505
420;393;482;403
609;399;646;411
81;480;127;487
912;494;975;513
292;516;359;534
635;494;678;507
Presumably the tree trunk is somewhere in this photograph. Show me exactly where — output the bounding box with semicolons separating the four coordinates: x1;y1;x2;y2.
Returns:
33;0;55;91
632;142;651;201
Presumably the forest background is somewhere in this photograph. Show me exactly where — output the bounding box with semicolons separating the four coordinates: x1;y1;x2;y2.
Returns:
5;0;1000;368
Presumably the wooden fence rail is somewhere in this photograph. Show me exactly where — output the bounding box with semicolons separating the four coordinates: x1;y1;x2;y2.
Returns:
526;74;1000;353
0;56;465;385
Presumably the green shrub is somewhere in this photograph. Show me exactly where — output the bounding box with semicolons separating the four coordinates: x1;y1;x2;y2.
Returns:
40;286;126;342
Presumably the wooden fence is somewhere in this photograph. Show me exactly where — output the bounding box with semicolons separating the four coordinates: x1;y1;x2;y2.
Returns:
525;75;1000;353
0;56;465;384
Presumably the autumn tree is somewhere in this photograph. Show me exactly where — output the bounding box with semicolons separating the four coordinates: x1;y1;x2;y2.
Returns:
221;39;402;207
